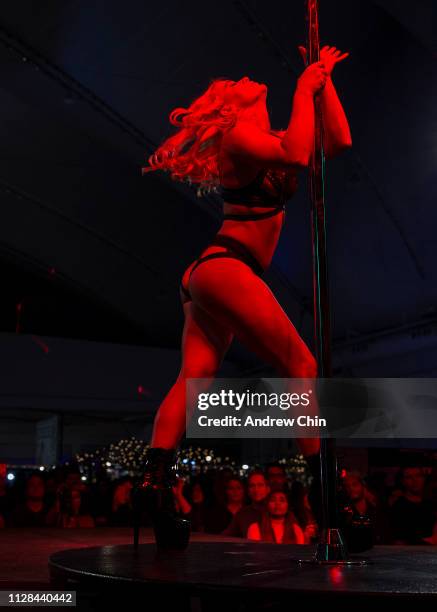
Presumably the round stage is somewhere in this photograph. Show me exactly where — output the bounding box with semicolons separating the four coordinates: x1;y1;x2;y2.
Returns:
48;541;437;610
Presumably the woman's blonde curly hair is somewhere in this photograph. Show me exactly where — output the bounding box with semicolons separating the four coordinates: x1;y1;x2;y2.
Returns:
142;78;242;196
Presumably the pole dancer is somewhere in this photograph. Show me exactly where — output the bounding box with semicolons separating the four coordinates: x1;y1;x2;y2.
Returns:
132;40;352;550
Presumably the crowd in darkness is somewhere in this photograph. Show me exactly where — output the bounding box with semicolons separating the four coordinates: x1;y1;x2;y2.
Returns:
1;461;436;545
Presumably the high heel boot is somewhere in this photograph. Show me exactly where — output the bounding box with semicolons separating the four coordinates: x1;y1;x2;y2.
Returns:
131;447;190;551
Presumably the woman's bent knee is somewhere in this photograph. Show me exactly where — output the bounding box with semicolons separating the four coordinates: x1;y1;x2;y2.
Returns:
180;364;219;380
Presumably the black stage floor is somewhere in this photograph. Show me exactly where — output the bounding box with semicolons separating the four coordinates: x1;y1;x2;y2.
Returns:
1;529;436;611
0;527;234;588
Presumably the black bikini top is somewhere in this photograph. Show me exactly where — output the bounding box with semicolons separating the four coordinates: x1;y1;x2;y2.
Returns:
221;168;289;222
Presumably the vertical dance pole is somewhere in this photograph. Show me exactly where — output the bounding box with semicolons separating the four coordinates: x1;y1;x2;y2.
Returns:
305;0;348;562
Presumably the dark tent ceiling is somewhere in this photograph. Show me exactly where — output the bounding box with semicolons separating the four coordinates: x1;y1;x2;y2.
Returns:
0;0;436;373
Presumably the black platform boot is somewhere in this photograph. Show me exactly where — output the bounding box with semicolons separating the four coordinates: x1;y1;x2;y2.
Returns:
131;447;191;551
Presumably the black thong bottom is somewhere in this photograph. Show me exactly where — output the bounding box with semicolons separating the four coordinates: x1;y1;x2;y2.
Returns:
180;234;264;303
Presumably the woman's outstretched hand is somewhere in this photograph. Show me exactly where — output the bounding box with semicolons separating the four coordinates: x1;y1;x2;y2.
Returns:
298;44;349;77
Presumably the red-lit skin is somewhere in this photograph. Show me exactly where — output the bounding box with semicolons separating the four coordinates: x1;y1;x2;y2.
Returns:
225;478;245;514
267;491;290;519
247;491;305;543
150;47;351;457
247;473;270;503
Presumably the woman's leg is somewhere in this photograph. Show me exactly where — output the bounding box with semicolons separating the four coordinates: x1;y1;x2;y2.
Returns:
189;257;316;377
150;299;234;449
188;257;320;455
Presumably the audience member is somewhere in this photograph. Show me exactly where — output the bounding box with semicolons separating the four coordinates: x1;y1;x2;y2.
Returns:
247;491;305;544
179;477;207;532
89;474;113;526
0;470;12;527
110;478;133;526
390;467;435;544
222;471;269;537
204;477;245;534
266;462;289;493
8;474;51;527
47;482;95;528
342;471;391;544
289;480;318;542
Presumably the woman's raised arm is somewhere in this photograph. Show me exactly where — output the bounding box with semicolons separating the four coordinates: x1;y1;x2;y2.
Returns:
298;44;352;158
221;62;326;170
319;75;352;157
